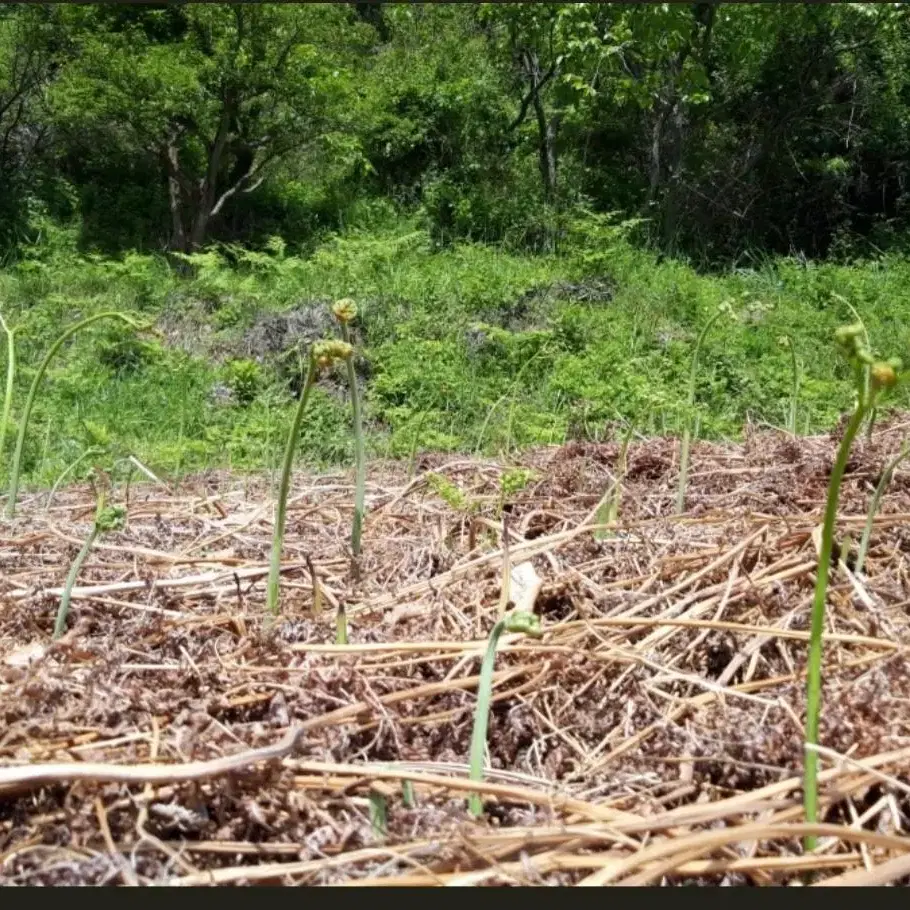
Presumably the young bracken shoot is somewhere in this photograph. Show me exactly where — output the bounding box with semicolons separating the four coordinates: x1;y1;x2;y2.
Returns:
306;554;323;614
335;600;348;645
46;447;105;512
778;334;800;435
496;514;512;619
595;423;633;540
855;440;910;577
54;481;126;640
676;303;732;514
333;299;367;569
5;312;144;520
803;324;901;849
468;610;542;817
265;339;353;616
0;312;14;472
368;788;388;841
835;296;876;438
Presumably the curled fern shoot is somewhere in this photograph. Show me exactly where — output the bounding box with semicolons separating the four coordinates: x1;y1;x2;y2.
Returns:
803;325;901;850
266;340;352;616
54;495;125;640
6;312;144;519
468;610;542;817
46;447;105;512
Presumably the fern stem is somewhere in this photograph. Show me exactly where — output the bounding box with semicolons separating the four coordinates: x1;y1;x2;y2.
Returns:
340;322;366;559
468;617;508;817
54;525;100;640
467;610;541;817
266;352;318;616
787;337;800;436
6;312;140;519
804;401;867;849
0;313;14;477
855;441;910;577
676;309;724;514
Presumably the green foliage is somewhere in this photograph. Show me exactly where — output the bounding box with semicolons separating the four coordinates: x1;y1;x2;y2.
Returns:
2;3;910;259
47;5;369;253
499;467;537;500
222;358;262;406
4;217;910;498
427;472;475;514
96;332;162;377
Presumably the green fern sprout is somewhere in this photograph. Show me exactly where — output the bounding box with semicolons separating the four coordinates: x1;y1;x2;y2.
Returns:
0;312;14;475
778;334;800;435
333;299;366;565
468;610;542;817
368;788;388;841
803;324;901;849
855;441;910;577
54;486;126;640
676;302;733;514
265;340;353;616
5;312;144;519
596;423;633;539
336;600;348;645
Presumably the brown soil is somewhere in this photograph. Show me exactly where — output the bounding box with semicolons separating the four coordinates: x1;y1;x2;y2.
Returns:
2;416;910;886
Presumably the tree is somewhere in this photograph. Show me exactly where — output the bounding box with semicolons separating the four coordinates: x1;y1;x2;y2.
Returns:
357;4;515;243
51;5;365;252
479;6;568;216
0;5;61;241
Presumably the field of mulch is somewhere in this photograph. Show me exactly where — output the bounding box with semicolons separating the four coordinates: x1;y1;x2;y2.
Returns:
3;416;910;886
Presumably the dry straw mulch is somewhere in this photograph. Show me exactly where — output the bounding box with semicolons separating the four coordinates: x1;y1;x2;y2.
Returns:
3;416;910;886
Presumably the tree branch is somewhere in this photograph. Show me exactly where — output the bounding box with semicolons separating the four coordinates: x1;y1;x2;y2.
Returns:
508;47;557;132
508;88;535;132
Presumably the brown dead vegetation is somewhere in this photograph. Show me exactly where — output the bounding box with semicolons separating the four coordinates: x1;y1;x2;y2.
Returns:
2;417;910;885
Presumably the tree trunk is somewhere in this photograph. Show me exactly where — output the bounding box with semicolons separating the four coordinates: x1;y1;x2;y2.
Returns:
533;90;558;204
165;141;190;254
188;209;210;251
647;104;669;209
520;48;560;251
645;3;719;253
661;102;686;253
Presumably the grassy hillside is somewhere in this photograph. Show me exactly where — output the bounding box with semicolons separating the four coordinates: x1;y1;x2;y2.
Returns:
2;215;910;494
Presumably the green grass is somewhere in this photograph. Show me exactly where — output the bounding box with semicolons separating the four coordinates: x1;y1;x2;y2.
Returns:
2;215;910;497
